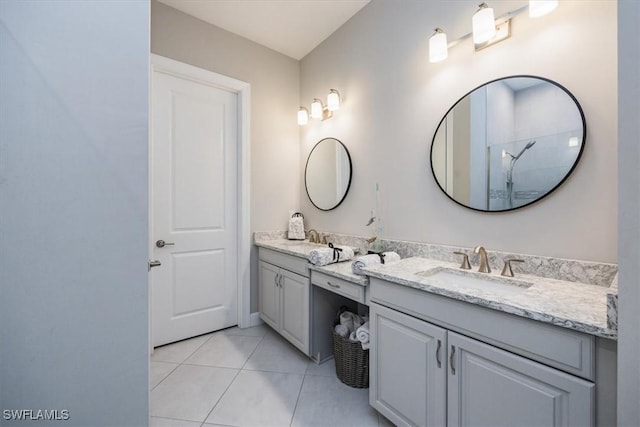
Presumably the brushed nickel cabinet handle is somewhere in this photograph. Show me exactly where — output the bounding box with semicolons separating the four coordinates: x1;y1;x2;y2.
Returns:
450;345;456;375
436;339;442;368
328;282;340;289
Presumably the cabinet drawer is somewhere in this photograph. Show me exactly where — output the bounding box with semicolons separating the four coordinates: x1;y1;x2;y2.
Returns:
311;271;366;304
370;278;595;380
259;247;309;277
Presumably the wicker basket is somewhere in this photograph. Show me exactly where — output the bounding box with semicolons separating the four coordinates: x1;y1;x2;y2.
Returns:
332;327;369;388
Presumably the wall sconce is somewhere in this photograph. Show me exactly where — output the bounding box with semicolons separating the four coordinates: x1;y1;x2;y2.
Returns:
472;3;496;44
297;107;309;126
429;28;448;63
429;0;557;63
298;89;341;125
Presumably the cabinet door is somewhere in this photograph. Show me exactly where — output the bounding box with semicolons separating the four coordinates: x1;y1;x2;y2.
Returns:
280;268;310;354
448;332;594;427
258;261;280;331
370;303;447;427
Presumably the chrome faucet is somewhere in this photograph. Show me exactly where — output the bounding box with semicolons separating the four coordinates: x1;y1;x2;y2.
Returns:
307;229;320;243
474;246;491;273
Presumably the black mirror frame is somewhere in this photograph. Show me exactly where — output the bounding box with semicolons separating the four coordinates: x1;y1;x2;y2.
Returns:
305;137;353;211
429;75;587;213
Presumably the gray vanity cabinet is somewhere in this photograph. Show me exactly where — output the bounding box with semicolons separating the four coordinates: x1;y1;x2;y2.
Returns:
370;303;447;427
448;331;594;427
258;248;310;355
370;295;595;427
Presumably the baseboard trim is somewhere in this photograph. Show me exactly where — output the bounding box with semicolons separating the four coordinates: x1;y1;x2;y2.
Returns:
249;312;263;328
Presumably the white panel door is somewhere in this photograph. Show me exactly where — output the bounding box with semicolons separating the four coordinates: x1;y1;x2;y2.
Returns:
152;67;238;347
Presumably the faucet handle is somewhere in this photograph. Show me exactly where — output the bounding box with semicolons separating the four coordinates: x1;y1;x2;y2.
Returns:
453;251;471;270
501;259;524;277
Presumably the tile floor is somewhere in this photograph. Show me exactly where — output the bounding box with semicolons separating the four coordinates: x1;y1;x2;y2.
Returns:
150;324;395;427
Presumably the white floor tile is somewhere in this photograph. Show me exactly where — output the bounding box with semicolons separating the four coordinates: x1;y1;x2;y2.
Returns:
151;333;212;363
378;412;397;427
150;416;201;427
291;375;378;427
305;358;337;377
150;361;179;389
150;365;238;422
205;370;304;427
243;332;309;374
220;323;270;337
184;334;262;369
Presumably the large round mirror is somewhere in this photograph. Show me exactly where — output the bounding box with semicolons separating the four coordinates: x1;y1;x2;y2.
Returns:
430;76;586;212
305;137;352;211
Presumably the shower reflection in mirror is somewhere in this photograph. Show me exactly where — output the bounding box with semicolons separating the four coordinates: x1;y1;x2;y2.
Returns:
431;76;585;212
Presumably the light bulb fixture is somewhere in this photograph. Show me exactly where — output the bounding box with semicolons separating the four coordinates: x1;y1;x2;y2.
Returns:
310;98;323;119
298;90;340;124
529;0;558;18
327;89;341;111
429;28;448;63
428;0;556;64
472;3;496;44
297;107;309;126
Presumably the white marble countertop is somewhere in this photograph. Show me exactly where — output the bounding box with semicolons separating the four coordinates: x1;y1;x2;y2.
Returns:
363;257;617;340
255;238;367;285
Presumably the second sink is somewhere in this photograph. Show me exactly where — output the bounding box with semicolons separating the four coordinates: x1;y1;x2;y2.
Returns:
416;267;533;295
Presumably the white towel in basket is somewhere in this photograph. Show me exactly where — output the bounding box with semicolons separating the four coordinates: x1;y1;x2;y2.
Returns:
355;321;370;350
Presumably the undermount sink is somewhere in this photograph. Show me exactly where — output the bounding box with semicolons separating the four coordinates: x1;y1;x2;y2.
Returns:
416;267;533;295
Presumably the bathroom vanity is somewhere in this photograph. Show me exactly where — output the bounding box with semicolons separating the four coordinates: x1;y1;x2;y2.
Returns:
256;238;368;363
255;234;617;427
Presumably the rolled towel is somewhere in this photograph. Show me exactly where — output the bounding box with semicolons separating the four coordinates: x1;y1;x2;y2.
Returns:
349;331;357;342
334;324;349;338
351;252;401;275
308;244;355;266
356;321;369;343
340;311;362;333
356;321;370;350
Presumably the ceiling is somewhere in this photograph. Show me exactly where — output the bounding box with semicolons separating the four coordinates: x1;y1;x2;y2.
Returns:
156;0;371;60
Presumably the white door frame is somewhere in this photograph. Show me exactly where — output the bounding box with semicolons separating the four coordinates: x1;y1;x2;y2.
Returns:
149;54;252;342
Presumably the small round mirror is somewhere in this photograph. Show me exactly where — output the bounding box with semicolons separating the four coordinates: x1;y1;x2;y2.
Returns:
305;137;352;211
430;75;586;212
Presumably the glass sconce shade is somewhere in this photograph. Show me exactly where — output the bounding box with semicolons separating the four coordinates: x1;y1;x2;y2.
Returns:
327;89;340;111
429;28;448;63
472;3;496;44
310;99;323;119
529;0;558;18
298;107;309;125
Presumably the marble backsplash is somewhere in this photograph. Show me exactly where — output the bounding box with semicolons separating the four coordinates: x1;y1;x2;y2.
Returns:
254;230;617;288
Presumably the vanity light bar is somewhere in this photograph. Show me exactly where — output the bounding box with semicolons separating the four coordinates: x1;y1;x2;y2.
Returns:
429;0;557;64
298;89;341;125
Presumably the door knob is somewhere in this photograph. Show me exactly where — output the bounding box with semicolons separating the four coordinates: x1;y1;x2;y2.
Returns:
148;260;161;271
156;240;175;248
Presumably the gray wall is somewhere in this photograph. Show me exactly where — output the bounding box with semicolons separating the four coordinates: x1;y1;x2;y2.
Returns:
300;0;617;263
0;1;149;426
151;1;300;313
617;1;640;424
